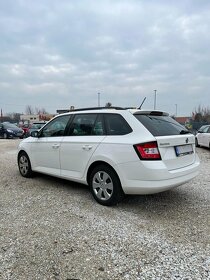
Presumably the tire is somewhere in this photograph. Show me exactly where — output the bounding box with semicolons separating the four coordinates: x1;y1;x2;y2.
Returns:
18;152;33;178
195;138;199;147
89;164;124;206
3;133;8;139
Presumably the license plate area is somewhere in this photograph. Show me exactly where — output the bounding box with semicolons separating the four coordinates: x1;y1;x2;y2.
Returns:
175;144;193;157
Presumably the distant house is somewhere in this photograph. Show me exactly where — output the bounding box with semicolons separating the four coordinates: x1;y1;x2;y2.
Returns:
20;114;55;124
175;116;193;131
20;114;40;123
175;117;191;126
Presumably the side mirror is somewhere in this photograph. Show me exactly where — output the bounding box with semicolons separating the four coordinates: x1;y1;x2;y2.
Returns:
30;131;39;137
197;130;203;133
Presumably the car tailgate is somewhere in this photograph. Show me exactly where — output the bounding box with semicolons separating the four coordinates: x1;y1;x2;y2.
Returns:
156;135;196;171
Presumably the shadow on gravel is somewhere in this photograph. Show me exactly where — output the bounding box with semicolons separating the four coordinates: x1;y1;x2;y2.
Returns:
30;172;90;193
22;172;203;218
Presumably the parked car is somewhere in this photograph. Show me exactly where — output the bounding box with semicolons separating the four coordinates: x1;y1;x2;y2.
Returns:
17;107;200;206
0;122;24;139
19;123;30;138
195;125;210;148
26;122;46;137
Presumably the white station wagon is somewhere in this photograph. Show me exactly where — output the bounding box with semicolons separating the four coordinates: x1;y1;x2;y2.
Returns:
18;107;200;206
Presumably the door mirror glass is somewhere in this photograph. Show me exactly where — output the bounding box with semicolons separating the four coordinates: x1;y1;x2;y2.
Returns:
30;131;39;138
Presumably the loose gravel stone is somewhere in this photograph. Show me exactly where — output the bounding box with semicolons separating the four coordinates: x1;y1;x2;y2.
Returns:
0;139;209;279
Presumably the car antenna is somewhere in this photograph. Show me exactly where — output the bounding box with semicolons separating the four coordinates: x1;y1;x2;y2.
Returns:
138;97;146;109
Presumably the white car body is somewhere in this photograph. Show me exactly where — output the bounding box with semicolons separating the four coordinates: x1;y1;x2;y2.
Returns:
18;108;200;205
196;125;210;148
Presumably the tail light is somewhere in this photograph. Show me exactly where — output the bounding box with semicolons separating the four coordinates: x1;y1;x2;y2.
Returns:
134;141;161;160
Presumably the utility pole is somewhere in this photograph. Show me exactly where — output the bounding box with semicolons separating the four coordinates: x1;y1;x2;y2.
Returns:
98;92;101;107
175;104;177;117
154;89;157;110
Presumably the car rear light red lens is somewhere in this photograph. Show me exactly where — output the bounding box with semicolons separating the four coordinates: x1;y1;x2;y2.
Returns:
134;141;161;160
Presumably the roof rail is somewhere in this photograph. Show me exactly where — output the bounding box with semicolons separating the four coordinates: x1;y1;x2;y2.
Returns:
69;106;125;112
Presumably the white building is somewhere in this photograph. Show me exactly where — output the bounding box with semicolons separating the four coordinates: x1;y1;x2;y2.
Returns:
20;114;40;123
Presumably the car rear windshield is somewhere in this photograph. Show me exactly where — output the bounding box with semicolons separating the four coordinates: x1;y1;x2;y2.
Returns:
134;114;189;136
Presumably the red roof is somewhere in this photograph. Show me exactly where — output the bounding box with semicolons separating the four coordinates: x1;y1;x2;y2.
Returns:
175;117;190;124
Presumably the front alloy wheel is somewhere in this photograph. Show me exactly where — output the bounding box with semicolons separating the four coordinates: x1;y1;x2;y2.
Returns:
18;152;33;178
90;165;124;206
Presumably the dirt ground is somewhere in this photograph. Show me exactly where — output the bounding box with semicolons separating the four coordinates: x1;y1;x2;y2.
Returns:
0;139;209;280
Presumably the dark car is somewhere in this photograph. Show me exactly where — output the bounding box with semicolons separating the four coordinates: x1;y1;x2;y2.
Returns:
0;122;24;139
26;122;46;137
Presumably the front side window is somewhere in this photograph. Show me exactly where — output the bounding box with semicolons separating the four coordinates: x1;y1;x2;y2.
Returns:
202;126;210;133
40;115;70;137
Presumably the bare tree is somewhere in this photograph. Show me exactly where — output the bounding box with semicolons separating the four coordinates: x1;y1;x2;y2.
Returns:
105;102;112;107
35;107;48;114
2;112;21;123
192;105;210;123
40;107;48;114
25;105;34;115
35;107;40;114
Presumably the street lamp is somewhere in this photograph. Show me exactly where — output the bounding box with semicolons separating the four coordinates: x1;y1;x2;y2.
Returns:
154;89;157;110
98;92;101;107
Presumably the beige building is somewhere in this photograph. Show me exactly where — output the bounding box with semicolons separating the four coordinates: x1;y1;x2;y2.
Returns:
20;114;55;124
20;114;40;123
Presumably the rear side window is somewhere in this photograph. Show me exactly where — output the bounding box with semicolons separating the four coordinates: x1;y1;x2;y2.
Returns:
68;114;97;136
135;114;189;136
105;114;132;135
68;114;106;136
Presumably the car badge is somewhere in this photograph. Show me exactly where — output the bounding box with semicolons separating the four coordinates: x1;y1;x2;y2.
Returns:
185;138;189;144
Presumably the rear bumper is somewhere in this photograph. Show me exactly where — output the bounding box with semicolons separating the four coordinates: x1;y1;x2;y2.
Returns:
116;155;200;195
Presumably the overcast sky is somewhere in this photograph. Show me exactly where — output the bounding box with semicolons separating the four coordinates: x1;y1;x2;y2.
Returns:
1;0;210;116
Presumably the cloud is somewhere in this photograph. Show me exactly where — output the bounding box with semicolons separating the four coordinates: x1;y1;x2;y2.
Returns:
0;0;210;115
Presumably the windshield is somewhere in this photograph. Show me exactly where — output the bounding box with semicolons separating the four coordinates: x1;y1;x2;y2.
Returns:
135;114;189;136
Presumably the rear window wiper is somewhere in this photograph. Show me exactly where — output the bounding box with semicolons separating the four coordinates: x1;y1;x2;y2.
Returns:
180;130;190;134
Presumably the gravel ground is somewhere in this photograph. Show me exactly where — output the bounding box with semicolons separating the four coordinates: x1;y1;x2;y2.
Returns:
0;139;209;280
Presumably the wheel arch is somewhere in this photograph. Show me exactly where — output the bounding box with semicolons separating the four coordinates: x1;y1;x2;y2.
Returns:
86;160;122;187
17;149;28;160
18;149;34;178
17;150;32;168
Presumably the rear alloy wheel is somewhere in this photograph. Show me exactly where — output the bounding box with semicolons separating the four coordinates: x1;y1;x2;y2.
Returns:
89;165;124;206
18;152;33;178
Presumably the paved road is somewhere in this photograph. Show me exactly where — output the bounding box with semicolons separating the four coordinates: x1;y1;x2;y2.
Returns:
0;139;209;280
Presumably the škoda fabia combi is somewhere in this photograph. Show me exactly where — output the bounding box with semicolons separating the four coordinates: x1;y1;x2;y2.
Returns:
18;107;200;206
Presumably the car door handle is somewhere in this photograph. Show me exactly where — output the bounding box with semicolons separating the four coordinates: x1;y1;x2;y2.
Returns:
52;144;60;149
82;145;93;151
